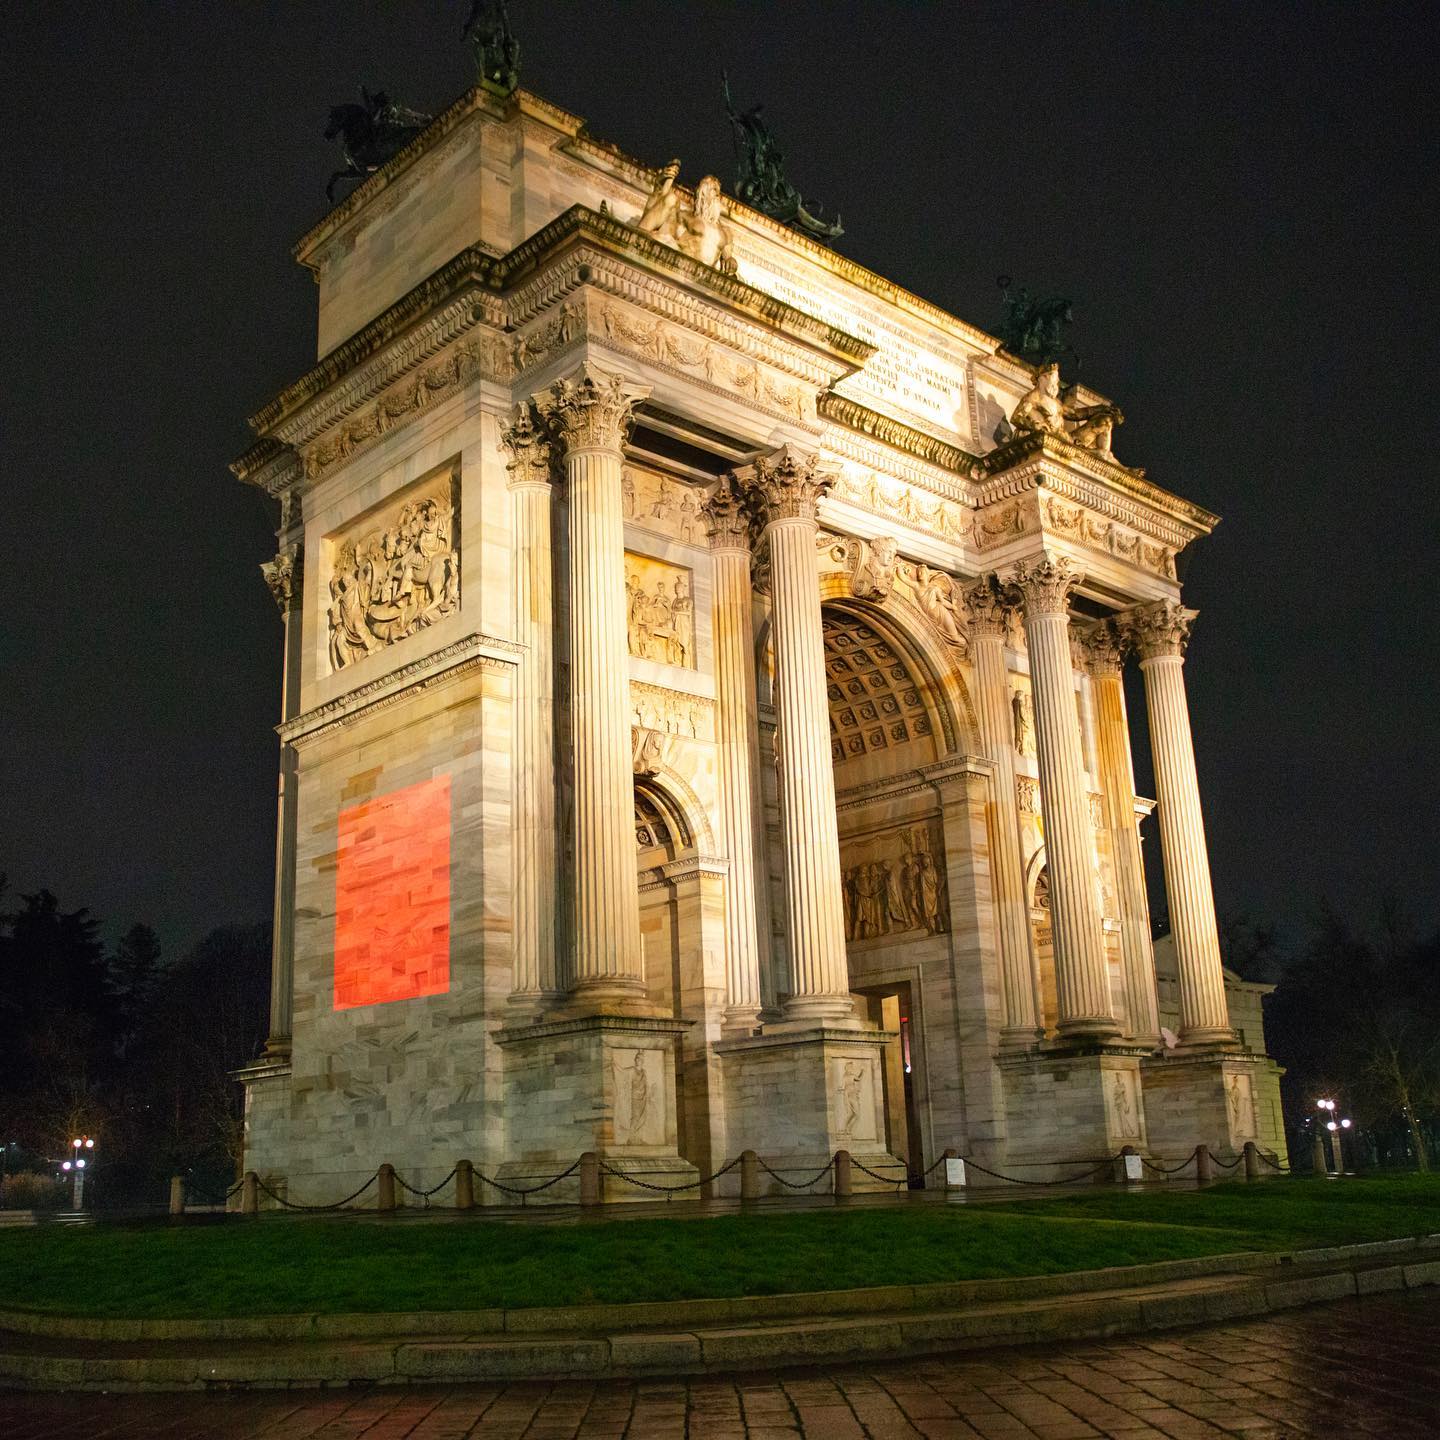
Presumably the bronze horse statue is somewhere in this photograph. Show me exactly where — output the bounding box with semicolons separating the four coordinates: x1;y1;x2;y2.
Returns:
324;88;431;203
996;276;1078;368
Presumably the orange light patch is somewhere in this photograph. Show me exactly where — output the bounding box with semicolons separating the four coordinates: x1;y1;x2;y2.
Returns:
334;775;451;1010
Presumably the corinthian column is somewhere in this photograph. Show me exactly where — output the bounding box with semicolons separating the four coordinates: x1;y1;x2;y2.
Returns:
1082;620;1161;1046
964;578;1042;1043
1005;556;1118;1040
534;364;651;1000
738;447;852;1024
1126;601;1234;1045
500;407;558;1007
261;541;302;1058
703;473;768;1033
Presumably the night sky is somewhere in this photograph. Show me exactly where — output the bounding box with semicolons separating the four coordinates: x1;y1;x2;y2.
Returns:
4;2;1437;958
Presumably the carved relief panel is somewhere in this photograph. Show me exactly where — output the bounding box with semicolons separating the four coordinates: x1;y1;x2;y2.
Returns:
830;1056;881;1144
1226;1072;1257;1140
325;468;460;673
1107;1069;1143;1141
624;552;695;669
611;1047;667;1147
840;821;948;944
622;466;706;545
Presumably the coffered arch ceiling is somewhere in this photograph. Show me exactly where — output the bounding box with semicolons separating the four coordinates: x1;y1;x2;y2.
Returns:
822;607;939;766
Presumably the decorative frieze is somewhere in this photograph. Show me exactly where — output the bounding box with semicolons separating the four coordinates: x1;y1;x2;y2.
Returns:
1042;493;1177;580
623;467;707;545
629;681;714;742
828;469;973;545
326;473;460;672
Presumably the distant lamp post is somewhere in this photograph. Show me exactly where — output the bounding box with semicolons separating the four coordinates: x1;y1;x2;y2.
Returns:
1315;1100;1350;1175
65;1136;95;1209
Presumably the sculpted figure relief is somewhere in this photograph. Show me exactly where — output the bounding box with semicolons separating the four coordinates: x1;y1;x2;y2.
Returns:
1010;364;1123;456
635;164;738;274
328;488;459;671
842;826;948;943
625;565;695;668
1011;688;1036;756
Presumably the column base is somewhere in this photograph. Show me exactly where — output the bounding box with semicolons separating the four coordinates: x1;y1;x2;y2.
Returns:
1177;1025;1239;1050
721;1004;763;1038
715;1025;906;1195
780;995;864;1026
1055;1015;1124;1042
999;1025;1046;1051
998;1050;1148;1179
494;1012;698;1203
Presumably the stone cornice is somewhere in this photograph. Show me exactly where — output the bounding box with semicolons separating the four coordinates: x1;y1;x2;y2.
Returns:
978;431;1218;542
279;632;521;748
834;754;991;813
818;393;981;480
230;437;302;496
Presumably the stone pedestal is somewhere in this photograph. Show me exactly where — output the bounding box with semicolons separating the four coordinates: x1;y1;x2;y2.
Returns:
1141;1051;1287;1165
715;1028;904;1194
494;1013;698;1203
999;1049;1149;1177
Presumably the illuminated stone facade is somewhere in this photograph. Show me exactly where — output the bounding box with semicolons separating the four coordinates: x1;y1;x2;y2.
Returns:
234;85;1286;1201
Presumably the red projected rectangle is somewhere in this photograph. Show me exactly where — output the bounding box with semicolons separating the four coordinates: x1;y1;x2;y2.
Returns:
334;775;451;1011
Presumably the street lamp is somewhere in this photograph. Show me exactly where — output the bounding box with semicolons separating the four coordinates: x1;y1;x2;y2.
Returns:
1315;1100;1351;1175
66;1137;94;1209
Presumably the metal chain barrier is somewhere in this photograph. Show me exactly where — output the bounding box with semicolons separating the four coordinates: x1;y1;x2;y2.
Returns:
1210;1152;1245;1170
182;1177;244;1206
917;1154;951;1180
472;1157;583;1197
598;1155;743;1195
1140;1147;1200;1176
1256;1150;1291;1173
393;1165;459;1201
254;1173;378;1211
757;1156;837;1191
850;1156;908;1188
959;1153;1124;1187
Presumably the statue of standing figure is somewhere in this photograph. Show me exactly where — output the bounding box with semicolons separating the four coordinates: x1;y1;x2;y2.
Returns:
636;164;737;274
463;0;520;95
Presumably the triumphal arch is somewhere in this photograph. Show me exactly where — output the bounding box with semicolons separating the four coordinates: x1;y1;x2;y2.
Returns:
234;82;1286;1199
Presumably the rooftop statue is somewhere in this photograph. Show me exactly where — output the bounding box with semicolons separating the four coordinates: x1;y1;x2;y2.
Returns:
324;88;432;202
635;163;737;274
1009;363;1123;457
996;276;1077;368
722;73;843;245
463;0;520;96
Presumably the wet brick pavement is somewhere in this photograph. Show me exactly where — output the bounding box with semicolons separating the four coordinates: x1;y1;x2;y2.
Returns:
3;1289;1438;1438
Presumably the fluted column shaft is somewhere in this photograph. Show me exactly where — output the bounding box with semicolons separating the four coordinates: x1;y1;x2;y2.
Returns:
1007;558;1118;1040
741;448;853;1024
261;542;302;1057
704;476;768;1031
501;410;558;1004
1130;602;1234;1045
965;581;1042;1041
1085;625;1161;1046
536;366;650;998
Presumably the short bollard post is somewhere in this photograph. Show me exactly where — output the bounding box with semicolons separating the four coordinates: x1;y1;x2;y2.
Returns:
579;1150;600;1206
834;1149;853;1198
740;1149;760;1200
1195;1145;1213;1184
169;1175;185;1216
377;1163;397;1211
455;1159;475;1211
1311;1132;1328;1175
241;1170;259;1216
1243;1141;1260;1182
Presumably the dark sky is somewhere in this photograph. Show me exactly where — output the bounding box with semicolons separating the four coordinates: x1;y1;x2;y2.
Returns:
3;2;1437;958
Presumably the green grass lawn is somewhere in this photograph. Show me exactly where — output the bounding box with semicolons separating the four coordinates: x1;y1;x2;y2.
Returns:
1;1175;1437;1319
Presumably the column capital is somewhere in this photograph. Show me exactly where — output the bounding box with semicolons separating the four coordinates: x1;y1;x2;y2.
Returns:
736;445;834;527
1003;554;1084;616
1080;618;1127;676
261;543;302;614
702;472;755;552
1126;600;1197;661
533;362;649;455
499;405;553;489
963;575;1014;638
